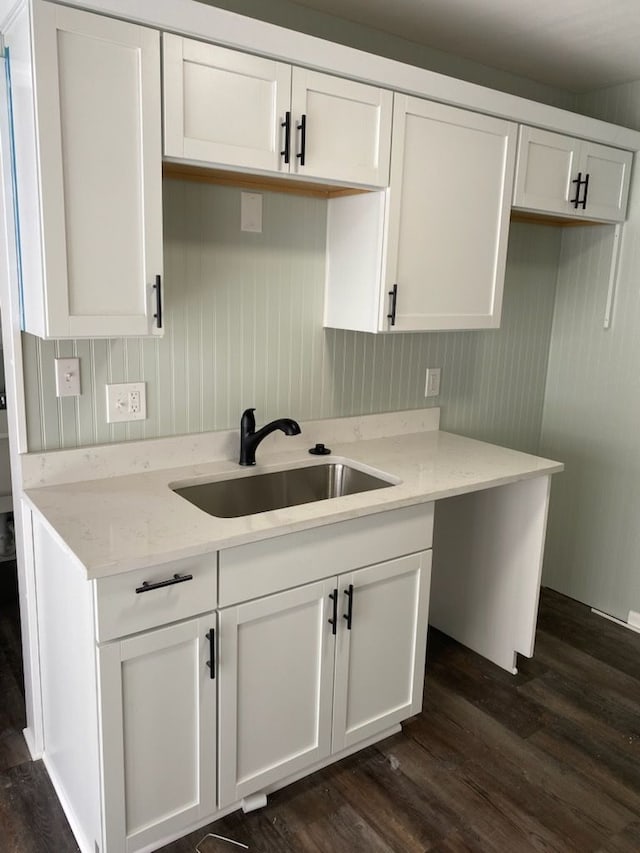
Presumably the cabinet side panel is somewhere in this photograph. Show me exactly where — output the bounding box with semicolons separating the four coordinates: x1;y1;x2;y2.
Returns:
4;4;46;337
324;190;385;332
431;476;551;673
33;518;101;851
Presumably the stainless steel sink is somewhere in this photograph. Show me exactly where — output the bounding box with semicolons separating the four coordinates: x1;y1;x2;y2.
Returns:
172;462;395;518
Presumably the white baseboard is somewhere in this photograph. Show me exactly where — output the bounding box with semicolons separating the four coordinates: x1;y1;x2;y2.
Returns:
42;754;96;853
591;607;640;635
22;725;42;760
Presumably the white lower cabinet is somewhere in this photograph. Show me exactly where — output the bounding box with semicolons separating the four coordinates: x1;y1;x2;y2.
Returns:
332;554;431;751
98;615;217;853
218;550;431;807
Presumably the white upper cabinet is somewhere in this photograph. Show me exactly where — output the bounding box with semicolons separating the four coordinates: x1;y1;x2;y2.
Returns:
513;126;632;222
163;34;291;173
325;96;517;332
163;36;392;188
8;2;164;338
289;68;392;186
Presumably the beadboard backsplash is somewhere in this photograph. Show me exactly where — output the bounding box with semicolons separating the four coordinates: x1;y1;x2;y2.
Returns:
22;181;560;453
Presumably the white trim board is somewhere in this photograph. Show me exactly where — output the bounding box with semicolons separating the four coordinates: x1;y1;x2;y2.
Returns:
10;0;640;151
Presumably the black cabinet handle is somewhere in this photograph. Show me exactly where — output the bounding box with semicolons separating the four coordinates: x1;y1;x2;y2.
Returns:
570;172;590;210
206;628;215;679
387;283;398;326
153;274;163;329
581;173;590;209
281;111;291;164
296;114;307;166
343;584;354;630
135;572;193;594
328;588;338;635
570;171;582;208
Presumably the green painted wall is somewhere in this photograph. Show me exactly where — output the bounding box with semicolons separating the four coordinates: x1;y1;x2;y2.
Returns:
23;181;561;453
197;0;576;109
540;80;640;622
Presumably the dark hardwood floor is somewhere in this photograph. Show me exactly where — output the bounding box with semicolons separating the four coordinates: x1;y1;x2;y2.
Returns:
1;579;639;852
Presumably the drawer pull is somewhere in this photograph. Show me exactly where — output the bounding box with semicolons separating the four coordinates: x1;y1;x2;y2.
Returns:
135;572;193;594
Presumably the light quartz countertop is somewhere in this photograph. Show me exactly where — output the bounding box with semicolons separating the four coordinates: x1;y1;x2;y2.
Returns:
24;420;563;579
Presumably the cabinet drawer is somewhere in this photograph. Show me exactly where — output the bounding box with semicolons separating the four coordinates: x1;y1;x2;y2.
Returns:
219;503;433;606
94;554;217;642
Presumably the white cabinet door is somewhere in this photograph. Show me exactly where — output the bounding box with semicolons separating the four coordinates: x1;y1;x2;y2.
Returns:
98;616;216;853
218;579;336;807
513;126;632;222
162;37;391;188
580;141;632;222
290;68;392;187
512;126;580;216
30;3;163;337
163;35;291;173
332;551;431;751
383;96;516;331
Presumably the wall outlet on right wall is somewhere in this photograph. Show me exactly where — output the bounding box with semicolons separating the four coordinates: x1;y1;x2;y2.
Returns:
425;367;441;398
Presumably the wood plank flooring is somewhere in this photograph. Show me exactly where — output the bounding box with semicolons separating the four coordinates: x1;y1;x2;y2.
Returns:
1;582;639;852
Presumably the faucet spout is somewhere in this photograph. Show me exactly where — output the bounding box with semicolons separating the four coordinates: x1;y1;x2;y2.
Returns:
239;408;301;466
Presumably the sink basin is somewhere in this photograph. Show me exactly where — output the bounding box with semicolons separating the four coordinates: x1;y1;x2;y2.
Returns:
172;462;396;518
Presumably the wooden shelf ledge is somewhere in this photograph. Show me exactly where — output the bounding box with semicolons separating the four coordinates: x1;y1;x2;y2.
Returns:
162;161;371;199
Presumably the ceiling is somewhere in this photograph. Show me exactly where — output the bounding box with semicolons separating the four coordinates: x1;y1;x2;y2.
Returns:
288;0;640;93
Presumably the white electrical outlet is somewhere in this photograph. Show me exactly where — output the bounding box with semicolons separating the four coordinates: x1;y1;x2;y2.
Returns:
55;357;81;397
425;367;441;398
106;382;147;423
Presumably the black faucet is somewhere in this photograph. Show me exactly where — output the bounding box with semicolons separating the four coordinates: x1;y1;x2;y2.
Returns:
239;408;301;465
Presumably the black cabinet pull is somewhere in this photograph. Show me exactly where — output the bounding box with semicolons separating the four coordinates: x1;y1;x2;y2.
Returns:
328;588;338;635
135;572;193;594
296;114;307;166
281;111;291;164
570;171;582;208
153;274;163;329
206;629;215;679
343;584;354;630
387;283;398;326
581;173;590;209
570;172;590;210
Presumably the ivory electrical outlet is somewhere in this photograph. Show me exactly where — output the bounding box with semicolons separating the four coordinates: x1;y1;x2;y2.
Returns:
425;367;441;398
241;192;262;232
55;358;81;397
106;382;146;423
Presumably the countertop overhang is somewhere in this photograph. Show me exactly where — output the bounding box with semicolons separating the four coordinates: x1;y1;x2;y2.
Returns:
24;426;563;579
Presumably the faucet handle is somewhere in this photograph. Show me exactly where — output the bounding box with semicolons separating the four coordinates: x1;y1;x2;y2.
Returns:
241;408;256;433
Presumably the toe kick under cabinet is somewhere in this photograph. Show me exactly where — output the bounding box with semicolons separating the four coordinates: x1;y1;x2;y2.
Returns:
31;503;433;853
